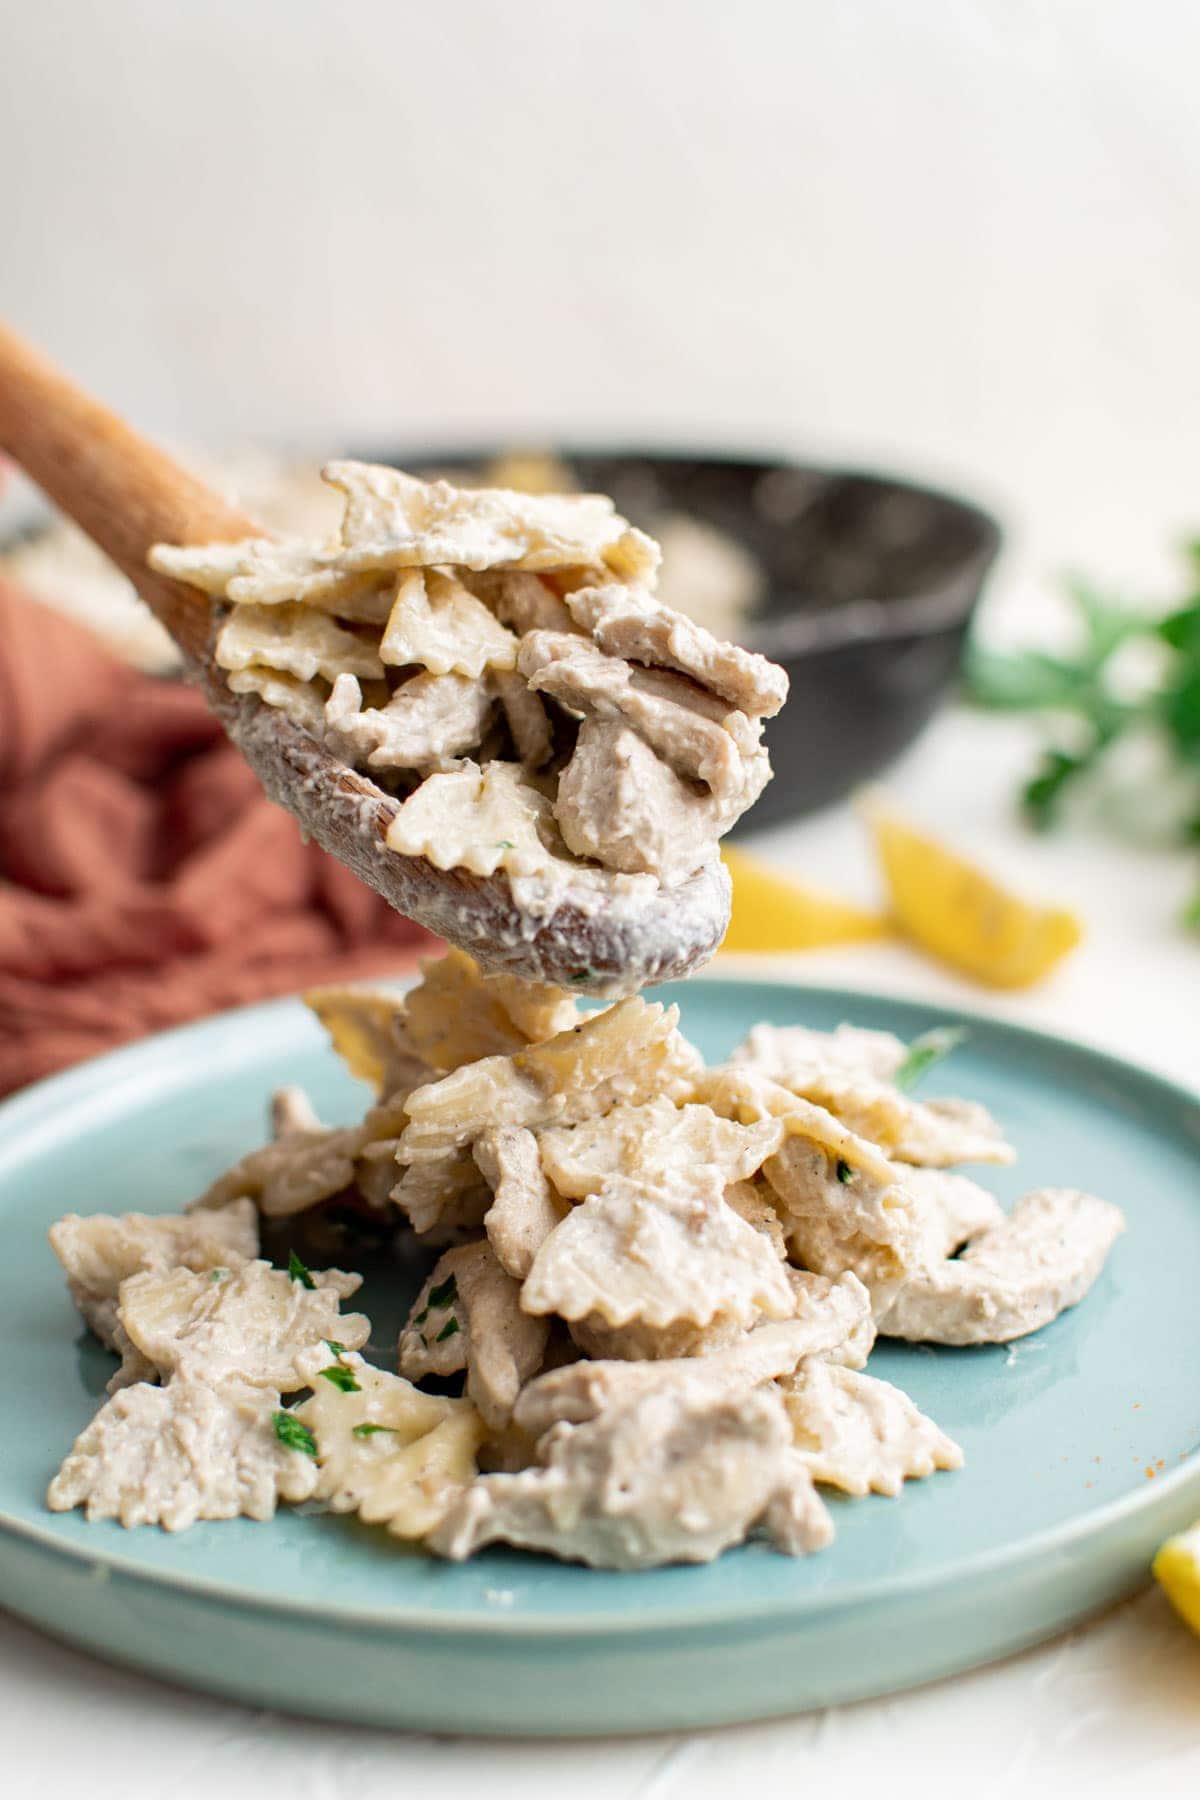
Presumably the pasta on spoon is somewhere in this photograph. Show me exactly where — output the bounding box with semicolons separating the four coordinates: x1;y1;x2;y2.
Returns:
151;461;787;994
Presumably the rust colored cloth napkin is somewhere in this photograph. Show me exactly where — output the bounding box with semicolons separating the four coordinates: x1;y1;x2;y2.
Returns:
0;578;433;1095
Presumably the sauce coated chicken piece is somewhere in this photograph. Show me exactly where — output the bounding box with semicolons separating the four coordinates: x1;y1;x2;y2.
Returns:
554;718;767;884
879;1186;1125;1345
563;582;788;717
398;1240;549;1429
430;1381;833;1569
474;1124;564;1281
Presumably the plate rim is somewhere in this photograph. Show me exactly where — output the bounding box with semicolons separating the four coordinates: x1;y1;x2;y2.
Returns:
2;975;1199;1641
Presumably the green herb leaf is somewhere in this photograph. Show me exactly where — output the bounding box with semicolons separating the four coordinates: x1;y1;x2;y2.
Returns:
323;1339;347;1356
894;1026;967;1092
318;1364;361;1393
209;1268;227;1282
352;1423;399;1438
495;839;515;850
434;1316;462;1343
1021;749;1089;829
426;1273;458;1311
964;646;1088;713
287;1249;315;1290
273;1411;318;1458
568;968;595;984
1161;666;1200;765
1159;602;1200;655
836;1159;854;1184
1065;575;1143;668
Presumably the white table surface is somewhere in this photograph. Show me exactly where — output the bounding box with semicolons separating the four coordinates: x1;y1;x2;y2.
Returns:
4;701;1199;1800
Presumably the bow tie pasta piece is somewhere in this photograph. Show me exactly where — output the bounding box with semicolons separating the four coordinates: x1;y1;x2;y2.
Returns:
397;998;702;1170
47;1377;319;1530
215;602;385;686
402;946;579;1073
565;583;788;718
148;536;390;614
880;1187;1125;1345
270;1085;324;1138
699;1068;898;1185
399;1240;550;1429
380;569;518;677
225;666;330;735
779;1360;963;1498
430;1382;832;1569
191;1094;412;1219
732;1022;910;1086
384;760;556;879
303;984;429;1097
292;1347;485;1539
474;1125;565;1281
513;996;703;1116
521;1170;795;1332
536;1098;782;1201
325;670;494;772
789;1076;1013;1169
322;460;659;584
116;1259;369;1389
562;1264;873;1366
726;1034;1012;1169
50;1200;259;1350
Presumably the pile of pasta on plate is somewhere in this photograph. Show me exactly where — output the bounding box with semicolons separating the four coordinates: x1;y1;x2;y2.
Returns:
149;463;787;911
47;952;1124;1568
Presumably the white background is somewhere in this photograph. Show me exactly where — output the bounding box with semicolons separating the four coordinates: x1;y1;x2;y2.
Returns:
3;2;1200;1794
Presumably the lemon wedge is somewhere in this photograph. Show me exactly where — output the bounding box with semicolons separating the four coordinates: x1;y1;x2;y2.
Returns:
721;847;889;953
862;797;1082;988
1154;1523;1200;1636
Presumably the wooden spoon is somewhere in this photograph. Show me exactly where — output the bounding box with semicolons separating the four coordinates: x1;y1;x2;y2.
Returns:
0;322;730;993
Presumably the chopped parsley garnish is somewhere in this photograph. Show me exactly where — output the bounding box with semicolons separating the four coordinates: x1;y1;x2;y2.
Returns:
352;1423;399;1438
209;1268;227;1282
495;839;515;850
568;968;595;984
894;1026;967;1092
323;1339;347;1356
273;1411;318;1458
287;1249;315;1290
836;1159;855;1184
435;1316;461;1343
427;1273;458;1311
318;1364;361;1393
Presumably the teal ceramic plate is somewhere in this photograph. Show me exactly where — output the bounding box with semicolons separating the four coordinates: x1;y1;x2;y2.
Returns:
1;978;1198;1735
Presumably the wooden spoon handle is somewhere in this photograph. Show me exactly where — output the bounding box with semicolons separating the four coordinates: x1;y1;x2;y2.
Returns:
0;319;259;664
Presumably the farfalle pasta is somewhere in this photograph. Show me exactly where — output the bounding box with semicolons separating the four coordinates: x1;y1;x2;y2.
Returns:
149;463;785;909
47;947;1123;1568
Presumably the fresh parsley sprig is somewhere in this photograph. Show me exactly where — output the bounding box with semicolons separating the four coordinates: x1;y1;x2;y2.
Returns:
894;1027;967;1092
273;1411;318;1459
965;560;1200;925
